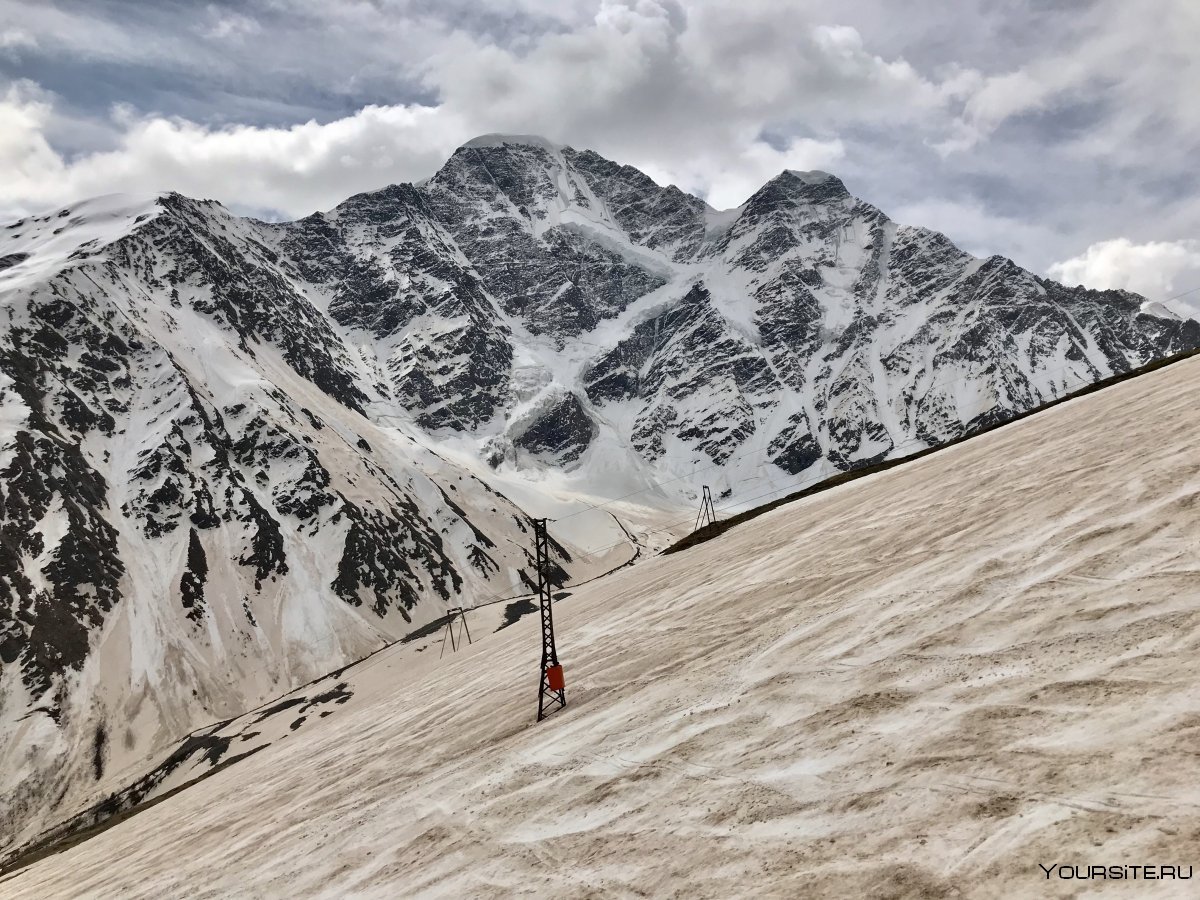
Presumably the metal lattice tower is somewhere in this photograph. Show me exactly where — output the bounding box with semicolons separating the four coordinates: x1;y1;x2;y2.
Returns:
438;606;473;658
694;485;718;532
534;518;566;721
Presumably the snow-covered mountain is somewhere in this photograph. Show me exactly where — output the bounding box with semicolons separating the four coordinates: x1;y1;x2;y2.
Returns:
1;134;1196;852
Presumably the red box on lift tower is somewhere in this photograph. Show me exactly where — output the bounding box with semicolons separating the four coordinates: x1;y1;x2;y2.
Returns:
546;664;565;691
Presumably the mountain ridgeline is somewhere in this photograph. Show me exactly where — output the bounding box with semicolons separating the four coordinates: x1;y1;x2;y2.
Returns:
1;134;1196;851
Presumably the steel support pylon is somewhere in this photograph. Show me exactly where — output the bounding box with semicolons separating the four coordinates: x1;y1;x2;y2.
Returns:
694;485;718;531
534;518;566;721
438;606;473;658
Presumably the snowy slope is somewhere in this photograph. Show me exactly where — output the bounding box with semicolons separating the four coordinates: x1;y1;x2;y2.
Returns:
1;135;1197;853
7;346;1200;898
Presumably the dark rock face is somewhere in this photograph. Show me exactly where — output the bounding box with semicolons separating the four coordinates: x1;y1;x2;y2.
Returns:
180;529;207;623
422;144;668;346
768;413;823;475
0;304;127;713
561;148;710;261
136;195;370;414
585;284;777;464
753;265;824;391
276;185;515;431
513;393;596;464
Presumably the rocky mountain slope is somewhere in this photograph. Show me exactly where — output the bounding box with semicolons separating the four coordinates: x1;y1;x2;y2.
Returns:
1;134;1196;852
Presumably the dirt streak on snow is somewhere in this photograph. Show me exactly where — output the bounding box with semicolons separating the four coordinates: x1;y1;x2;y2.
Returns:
8;355;1200;898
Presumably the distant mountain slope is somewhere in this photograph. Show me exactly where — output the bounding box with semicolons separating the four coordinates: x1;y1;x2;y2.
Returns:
1;136;1196;850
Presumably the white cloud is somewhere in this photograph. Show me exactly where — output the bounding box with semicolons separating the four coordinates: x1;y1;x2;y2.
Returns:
935;69;1054;155
0;27;36;50
649;136;846;209
931;0;1200;165
888;196;1066;270
1048;239;1200;301
417;4;940;204
0;87;471;218
204;10;262;42
0;1;943;218
0;83;63;196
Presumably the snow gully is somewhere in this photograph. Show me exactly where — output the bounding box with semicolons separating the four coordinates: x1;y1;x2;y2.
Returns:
1038;863;1193;880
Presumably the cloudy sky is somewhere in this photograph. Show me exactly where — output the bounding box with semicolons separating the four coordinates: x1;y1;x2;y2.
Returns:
2;0;1198;303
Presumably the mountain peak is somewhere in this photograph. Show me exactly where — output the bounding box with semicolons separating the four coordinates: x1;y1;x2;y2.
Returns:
771;168;849;198
736;168;852;214
460;133;562;153
780;169;839;185
0;192;167;288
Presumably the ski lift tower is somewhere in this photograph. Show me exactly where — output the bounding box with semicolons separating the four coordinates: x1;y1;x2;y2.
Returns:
533;518;566;721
